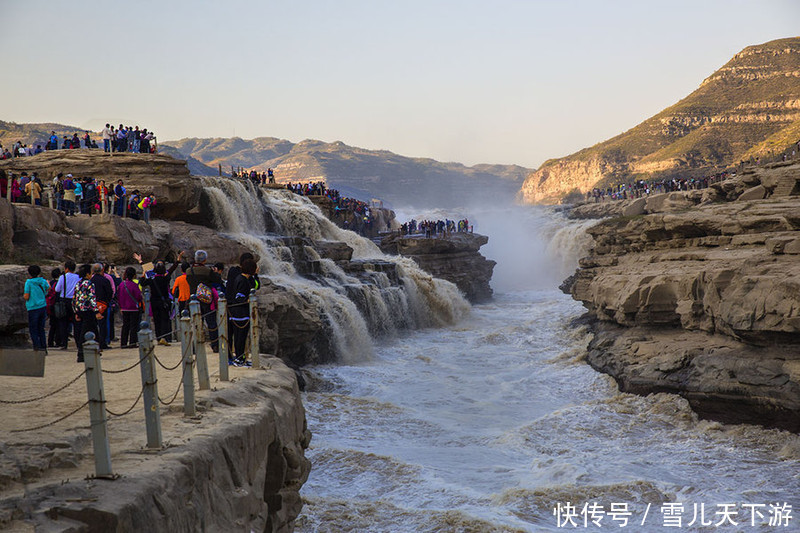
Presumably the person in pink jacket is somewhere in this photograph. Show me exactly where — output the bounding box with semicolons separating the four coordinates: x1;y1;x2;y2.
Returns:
117;267;143;348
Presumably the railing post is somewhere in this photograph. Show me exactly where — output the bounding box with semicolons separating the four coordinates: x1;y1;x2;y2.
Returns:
100;187;107;214
189;297;210;390
217;295;229;381
142;286;151;328
248;289;260;369
47;187;54;209
82;332;113;477
180;310;196;417
137;322;162;449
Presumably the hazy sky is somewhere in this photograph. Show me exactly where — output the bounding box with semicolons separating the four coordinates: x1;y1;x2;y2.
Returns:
2;0;798;167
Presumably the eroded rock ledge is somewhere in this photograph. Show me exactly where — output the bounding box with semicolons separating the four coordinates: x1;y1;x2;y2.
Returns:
564;161;800;431
379;232;496;303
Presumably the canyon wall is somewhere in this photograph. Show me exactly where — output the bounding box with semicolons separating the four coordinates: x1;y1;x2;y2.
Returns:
563;160;800;431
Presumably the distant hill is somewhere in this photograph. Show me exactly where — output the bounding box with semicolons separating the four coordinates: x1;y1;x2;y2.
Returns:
0;120;87;150
163;137;530;208
519;36;800;204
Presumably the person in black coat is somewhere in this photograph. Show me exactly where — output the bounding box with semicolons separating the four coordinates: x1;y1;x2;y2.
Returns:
229;258;257;365
90;263;113;349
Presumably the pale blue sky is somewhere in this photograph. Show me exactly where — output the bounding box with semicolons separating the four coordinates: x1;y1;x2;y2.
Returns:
2;0;798;167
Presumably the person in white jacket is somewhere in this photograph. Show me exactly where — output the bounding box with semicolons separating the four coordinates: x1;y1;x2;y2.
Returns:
101;123;113;153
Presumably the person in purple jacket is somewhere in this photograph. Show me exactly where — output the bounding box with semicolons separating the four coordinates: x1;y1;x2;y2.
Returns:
117;267;143;348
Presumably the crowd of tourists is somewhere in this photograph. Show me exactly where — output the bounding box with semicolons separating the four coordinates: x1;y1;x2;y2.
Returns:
0;123;157;159
231;167;276;184
0;171;157;224
400;218;472;237
98;124;157;154
23;250;261;367
587;172;730;203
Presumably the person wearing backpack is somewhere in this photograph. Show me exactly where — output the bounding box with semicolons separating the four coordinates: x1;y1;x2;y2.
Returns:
138;194;155;224
24;265;51;353
54;261;80;350
186;250;222;352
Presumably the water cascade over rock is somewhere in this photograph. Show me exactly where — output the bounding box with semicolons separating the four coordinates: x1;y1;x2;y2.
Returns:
199;178;470;367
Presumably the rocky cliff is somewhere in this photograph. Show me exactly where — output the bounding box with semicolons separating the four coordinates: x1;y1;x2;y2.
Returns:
519;37;800;204
379;233;495;303
564;160;800;431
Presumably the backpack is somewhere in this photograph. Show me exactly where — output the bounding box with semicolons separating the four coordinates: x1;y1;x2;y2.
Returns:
196;283;213;304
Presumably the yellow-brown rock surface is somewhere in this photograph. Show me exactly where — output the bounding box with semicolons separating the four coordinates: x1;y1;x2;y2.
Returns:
566;161;800;430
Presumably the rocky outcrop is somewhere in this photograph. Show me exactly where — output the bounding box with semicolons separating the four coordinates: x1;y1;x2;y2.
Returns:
379;233;495;303
1;359;311;532
308;195;398;238
519;37;800;204
566;162;800;431
0;150;205;223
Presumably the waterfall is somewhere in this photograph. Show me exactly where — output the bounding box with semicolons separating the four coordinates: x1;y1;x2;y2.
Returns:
199;178;470;362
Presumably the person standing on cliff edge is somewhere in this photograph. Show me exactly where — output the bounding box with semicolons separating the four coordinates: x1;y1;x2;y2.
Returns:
101;124;112;152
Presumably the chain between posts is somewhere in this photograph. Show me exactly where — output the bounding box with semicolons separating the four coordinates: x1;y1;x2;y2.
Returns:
0;370;86;404
10;401;90;433
158;376;184;406
101;348;151;374
105;386;145;418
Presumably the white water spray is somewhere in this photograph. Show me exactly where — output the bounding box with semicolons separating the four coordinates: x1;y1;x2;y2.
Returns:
199;178;470;362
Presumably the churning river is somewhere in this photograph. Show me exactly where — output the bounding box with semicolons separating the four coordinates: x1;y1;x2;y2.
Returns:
296;208;800;533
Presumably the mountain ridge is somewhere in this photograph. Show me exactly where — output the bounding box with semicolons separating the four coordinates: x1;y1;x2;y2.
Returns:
518;36;800;204
164;136;531;207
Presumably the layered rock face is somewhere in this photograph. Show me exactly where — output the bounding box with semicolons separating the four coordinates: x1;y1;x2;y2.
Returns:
565;161;800;431
0;150;205;223
307;195;398;238
519;37;800;204
380;233;495;303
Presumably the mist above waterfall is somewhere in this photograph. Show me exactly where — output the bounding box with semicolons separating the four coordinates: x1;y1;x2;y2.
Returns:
394;204;593;294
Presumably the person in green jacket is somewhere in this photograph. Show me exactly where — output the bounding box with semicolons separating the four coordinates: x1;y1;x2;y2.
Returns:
23;265;51;352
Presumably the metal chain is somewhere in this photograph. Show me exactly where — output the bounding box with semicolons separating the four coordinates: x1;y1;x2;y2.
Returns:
101;347;151;374
106;386;144;417
158;376;183;406
153;351;183;371
10;401;89;433
0;370;86;404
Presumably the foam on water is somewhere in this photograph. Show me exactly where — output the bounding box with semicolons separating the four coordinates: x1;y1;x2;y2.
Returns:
298;208;800;532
